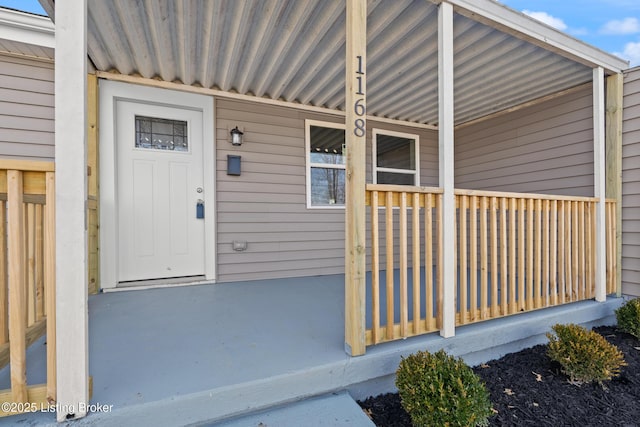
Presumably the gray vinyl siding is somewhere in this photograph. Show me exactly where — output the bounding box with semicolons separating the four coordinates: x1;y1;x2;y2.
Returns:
455;84;594;197
0;54;54;161
215;98;437;282
623;67;640;297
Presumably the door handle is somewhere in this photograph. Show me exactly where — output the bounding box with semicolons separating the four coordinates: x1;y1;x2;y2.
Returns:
196;199;204;219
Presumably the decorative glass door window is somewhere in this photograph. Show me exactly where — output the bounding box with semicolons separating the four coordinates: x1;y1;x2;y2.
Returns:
373;129;419;185
135;115;188;151
306;120;346;207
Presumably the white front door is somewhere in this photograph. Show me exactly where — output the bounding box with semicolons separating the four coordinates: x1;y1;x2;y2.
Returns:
116;100;205;283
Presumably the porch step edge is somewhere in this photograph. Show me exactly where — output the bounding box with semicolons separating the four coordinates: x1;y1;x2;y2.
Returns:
54;298;623;426
208;391;375;427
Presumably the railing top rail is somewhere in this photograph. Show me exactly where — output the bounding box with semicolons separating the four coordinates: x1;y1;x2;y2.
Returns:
0;159;55;172
366;184;614;204
454;188;605;203
366;184;443;194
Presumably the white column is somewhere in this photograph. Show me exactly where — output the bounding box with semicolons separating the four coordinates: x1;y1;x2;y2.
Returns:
55;1;89;421
344;0;367;356
593;67;606;302
439;2;456;337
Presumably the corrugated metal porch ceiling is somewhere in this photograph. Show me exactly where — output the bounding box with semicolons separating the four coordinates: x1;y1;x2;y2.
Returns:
86;0;595;126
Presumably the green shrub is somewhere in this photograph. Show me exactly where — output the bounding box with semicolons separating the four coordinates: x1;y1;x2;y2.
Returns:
395;349;492;427
616;298;640;339
546;323;626;384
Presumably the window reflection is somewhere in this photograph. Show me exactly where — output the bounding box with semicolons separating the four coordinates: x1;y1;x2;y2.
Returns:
309;125;346;206
135;116;188;151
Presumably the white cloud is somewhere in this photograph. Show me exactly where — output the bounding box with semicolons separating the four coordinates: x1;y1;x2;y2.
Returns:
600;17;640;35
522;10;568;31
615;41;640;66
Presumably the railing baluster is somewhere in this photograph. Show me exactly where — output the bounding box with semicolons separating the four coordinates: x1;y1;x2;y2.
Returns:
425;194;434;331
27;203;36;326
509;198;517;314
578;201;586;300
499;198;508;316
542;200;550;307
370;191;380;344
35;205;44;321
565;201;572;301
399;192;408;338
412;193;421;335
470;196;478;321
558;201;565;304
385;191;394;340
572;201;578;301
7;170;27;403
490;197;498;318
44;171;56;402
592;201;598;297
534;199;542;309
551;200;558;306
526;198;534;311
0;200;7;345
518;198;525;312
586;202;593;298
459;195;468;325
480;197;488;319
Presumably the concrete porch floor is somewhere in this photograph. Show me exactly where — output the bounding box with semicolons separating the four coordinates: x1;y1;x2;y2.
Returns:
0;274;623;426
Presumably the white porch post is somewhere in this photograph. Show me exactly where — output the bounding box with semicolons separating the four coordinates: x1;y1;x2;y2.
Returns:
344;0;367;356
593;67;606;302
55;1;89;421
439;1;456;337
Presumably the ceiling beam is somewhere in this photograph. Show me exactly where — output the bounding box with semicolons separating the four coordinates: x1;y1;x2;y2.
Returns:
95;71;439;131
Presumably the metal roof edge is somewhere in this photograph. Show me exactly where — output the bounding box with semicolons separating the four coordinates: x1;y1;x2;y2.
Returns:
437;0;629;74
37;0;55;23
0;7;54;49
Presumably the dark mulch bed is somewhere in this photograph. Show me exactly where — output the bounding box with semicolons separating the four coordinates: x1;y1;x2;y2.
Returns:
359;326;640;426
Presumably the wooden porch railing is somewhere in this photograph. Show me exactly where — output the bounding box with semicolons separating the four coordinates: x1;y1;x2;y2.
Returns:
365;184;444;345
365;184;616;346
0;160;56;416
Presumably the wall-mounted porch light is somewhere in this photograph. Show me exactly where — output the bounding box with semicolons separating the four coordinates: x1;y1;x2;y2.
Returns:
230;126;244;146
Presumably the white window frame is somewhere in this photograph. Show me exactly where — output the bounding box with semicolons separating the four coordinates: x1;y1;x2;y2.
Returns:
305;119;347;209
372;128;420;186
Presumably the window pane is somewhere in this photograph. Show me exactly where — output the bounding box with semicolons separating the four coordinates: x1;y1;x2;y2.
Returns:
311;167;345;205
377;172;415;185
376;134;415;170
135;116;188;151
310;126;345;165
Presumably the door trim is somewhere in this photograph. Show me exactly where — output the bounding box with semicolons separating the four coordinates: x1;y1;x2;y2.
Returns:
99;80;216;290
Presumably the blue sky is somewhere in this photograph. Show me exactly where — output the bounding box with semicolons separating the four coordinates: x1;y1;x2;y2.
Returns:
3;0;639;67
501;0;640;66
0;0;44;15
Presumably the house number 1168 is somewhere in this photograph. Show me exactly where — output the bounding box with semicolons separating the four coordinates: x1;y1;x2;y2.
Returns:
353;55;365;137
